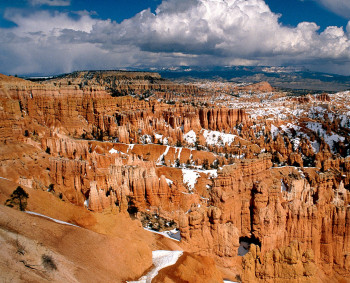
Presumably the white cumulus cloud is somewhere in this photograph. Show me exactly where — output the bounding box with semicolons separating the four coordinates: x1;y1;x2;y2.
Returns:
86;0;350;65
1;0;350;75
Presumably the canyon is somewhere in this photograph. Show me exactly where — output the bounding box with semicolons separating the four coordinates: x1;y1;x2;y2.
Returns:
0;71;350;282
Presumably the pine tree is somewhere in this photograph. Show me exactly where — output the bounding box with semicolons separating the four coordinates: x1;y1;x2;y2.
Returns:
5;186;29;211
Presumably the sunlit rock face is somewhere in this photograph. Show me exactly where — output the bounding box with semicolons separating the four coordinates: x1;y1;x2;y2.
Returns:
1;71;350;282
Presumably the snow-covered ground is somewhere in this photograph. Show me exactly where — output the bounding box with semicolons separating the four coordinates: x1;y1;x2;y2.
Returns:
154;133;168;145
175;147;182;159
109;148;119;154
182;168;200;191
165;178;173;186
247;105;304;120
129;250;183;283
140;135;152;144
127;144;134;153
202;130;236;146
143;228;181;241
182;168;217;191
271;124;279;139
306;122;345;152
183;130;196;144
156;145;170;165
25;211;80;228
154;133;163;140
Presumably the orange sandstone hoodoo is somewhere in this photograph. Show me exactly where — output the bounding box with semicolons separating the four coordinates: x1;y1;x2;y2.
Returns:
0;72;349;282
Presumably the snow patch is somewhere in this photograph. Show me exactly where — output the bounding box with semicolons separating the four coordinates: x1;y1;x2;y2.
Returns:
182;169;200;191
311;140;320;153
182;169;217;191
109;148;119;154
143;228;181;242
127;144;134;153
202;130;236;146
177;147;182;159
156;146;170;165
25;211;80;228
280;123;301;136
154;134;163;140
129;250;183;283
140;135;152;144
183;130;196;144
291;138;300;151
154;134;169;145
165;178;173;186
271;124;279;139
306;122;345;153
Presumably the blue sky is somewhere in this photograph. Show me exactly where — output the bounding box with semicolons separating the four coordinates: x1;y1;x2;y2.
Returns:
1;0;350;75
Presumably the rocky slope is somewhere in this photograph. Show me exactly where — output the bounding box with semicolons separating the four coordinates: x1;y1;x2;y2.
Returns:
1;71;350;282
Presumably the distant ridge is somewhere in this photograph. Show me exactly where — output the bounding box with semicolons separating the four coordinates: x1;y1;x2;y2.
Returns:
23;66;350;92
154;66;350;92
28;70;162;82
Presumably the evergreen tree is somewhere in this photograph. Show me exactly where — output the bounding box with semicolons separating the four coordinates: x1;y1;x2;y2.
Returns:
5;186;29;211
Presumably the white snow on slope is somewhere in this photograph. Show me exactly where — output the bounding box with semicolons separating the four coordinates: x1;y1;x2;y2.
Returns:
308;106;327;120
306;122;345;152
25;211;80;228
271;124;279;139
177;147;182;159
182;169;217;191
140;135;152;144
290;138;300;151
157;145;170;165
129;250;183;283
306;121;323;132
202;130;236;146
165;178;173;186
248;106;303;120
154;133;168;145
182;169;200;191
154;133;163;140
109;148;119;154
143;228;181;242
183;130;196;144
339;114;350;128
280;123;301;135
311;140;320;153
127;144;135;153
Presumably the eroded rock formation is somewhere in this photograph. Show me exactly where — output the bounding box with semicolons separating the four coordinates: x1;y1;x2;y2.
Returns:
1;72;350;282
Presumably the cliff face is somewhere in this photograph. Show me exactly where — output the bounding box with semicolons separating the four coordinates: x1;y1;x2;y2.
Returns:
242;242;318;282
178;156;350;281
1;73;350;282
39;70;200;96
0;82;249;147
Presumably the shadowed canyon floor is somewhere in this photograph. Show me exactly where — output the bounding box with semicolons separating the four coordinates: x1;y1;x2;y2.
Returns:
0;71;350;282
